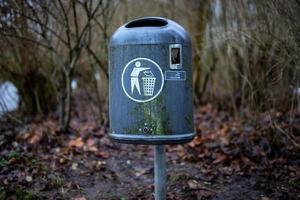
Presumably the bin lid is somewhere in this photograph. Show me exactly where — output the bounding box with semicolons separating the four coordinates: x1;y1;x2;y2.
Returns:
110;17;191;47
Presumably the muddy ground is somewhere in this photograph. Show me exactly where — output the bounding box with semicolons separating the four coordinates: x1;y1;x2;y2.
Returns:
0;103;299;200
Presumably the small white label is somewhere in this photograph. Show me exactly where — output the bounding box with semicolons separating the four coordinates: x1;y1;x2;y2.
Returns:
165;71;186;81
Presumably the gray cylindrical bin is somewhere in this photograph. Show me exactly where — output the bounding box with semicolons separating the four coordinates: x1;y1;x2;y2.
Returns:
109;17;194;144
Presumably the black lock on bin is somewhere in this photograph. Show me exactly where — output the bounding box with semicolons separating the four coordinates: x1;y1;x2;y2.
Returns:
109;17;194;144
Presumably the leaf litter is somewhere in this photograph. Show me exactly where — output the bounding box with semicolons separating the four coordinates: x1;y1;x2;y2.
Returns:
0;101;299;199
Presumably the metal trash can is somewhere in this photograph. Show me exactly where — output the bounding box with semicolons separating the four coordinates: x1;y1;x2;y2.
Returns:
109;17;194;144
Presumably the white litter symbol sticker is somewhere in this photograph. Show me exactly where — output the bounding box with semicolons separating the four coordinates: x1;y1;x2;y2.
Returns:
121;58;164;103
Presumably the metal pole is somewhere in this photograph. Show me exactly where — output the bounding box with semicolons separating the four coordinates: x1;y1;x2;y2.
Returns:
154;145;166;200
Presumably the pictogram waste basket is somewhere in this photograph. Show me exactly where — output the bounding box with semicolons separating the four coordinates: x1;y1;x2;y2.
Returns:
109;17;194;144
142;76;156;96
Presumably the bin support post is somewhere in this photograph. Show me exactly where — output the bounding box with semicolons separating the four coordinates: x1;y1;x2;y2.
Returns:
154;145;166;200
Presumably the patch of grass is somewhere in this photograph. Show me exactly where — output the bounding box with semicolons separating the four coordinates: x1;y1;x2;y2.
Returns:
0;188;36;200
7;148;20;159
107;192;117;199
0;158;8;168
169;172;189;183
49;174;65;188
39;162;49;171
28;158;39;166
26;157;49;172
289;178;300;189
0;186;6;200
15;188;36;200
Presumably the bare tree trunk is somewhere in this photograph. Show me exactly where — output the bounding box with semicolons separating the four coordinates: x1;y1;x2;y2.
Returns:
59;69;72;133
59;74;66;132
201;22;216;96
64;72;72;132
193;0;209;102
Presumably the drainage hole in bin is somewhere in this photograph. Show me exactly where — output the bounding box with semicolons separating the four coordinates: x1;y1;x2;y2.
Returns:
143;127;149;133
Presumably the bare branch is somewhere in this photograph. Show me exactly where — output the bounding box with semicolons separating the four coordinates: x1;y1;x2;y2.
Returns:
0;33;55;51
85;44;108;78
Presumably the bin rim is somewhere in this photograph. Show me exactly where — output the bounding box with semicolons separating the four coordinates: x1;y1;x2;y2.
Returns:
109;132;195;145
125;17;169;29
110;16;191;46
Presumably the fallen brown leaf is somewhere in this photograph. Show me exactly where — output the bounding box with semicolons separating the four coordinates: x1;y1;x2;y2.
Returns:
188;179;199;190
187;179;217;196
73;197;86;200
188;136;202;148
94;150;109;158
212;154;227;164
29;131;43;144
86;138;95;147
68;137;84;148
134;167;148;177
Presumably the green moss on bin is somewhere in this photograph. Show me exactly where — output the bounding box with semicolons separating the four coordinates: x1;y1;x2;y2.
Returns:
124;95;171;135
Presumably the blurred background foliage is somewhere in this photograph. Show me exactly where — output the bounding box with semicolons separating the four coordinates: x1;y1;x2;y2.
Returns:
0;0;299;131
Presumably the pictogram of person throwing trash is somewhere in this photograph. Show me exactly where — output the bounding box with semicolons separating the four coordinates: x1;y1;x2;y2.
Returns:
130;61;150;95
122;58;163;102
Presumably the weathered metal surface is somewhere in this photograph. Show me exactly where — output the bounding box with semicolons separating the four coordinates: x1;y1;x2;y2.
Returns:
154;145;166;200
109;17;194;144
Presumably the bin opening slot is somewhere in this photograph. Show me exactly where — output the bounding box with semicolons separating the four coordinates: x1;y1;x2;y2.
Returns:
125;18;168;28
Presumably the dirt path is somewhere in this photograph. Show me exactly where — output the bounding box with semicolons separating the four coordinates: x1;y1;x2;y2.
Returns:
0;104;299;199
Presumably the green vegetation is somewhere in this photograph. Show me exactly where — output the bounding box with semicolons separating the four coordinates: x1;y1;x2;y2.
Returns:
49;174;65;188
15;189;36;200
0;158;8;168
0;187;6;200
0;188;36;200
8;148;20;159
0;0;299;127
